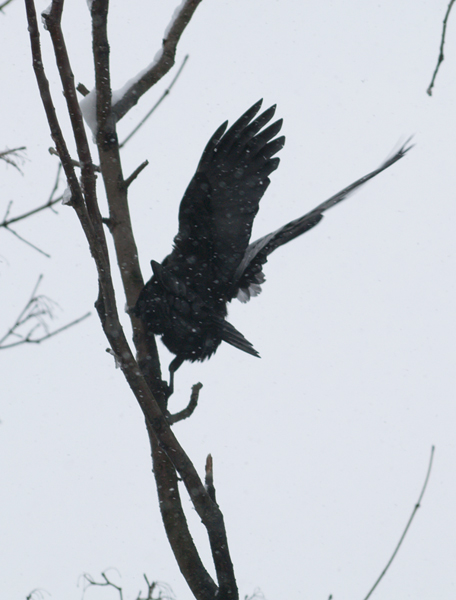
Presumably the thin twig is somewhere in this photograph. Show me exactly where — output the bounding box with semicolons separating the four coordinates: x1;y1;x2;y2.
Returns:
82;571;123;600
205;454;216;503
362;446;435;600
0;274;91;349
1;163;63;256
45;162;62;213
244;591;265;600
427;0;456;96
169;382;203;424
37;0;116;323
43;1;101;230
24;0;86;215
0;274;44;346
1;166;62;228
119;54;189;148
25;589;50;600
76;82;90;96
0;146;27;173
0;312;91;349
49;147;101;172
3;226;51;257
136;575;175;600
125;160;149;188
0;146;26;157
0;0;15;10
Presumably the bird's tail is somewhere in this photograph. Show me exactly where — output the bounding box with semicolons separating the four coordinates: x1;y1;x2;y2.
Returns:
216;318;260;358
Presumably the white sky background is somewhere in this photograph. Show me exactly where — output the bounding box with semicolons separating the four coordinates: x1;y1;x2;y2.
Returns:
1;1;455;599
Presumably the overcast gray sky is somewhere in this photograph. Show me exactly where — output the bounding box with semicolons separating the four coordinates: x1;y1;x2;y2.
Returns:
2;1;456;599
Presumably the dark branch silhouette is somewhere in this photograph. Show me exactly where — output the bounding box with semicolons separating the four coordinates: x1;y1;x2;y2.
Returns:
427;0;456;95
26;2;239;598
362;446;435;600
169;382;203;424
205;454;216;503
48;147;101;172
125;160;149;188
135;100;412;392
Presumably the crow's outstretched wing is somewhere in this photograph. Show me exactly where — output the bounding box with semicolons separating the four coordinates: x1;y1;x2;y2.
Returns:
171;100;285;289
232;139;413;302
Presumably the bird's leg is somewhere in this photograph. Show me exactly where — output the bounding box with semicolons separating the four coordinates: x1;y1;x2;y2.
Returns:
168;355;184;396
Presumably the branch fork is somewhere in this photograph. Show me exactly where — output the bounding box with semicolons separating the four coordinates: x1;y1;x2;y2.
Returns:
25;1;238;598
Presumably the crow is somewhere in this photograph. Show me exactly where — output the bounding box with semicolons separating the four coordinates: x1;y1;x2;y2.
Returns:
135;100;411;392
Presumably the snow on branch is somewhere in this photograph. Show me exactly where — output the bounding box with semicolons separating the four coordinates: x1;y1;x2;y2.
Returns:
111;0;202;123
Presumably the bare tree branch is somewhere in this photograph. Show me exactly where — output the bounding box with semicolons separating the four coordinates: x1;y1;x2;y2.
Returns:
90;0;145;307
0;146;26;158
0;0;15;11
82;571;124;600
244;591;265;600
49;147;101;172
148;427;219;600
427;0;456;95
1;164;62;229
76;82;90;97
362;446;435;600
3;226;51;257
169;382;203;424
27;2;239;597
25;589;50;600
24;0;89;233
0;146;26;173
37;0;119;335
119;54;189;148
136;575;175;600
82;571;174;600
1;164;63;256
43;1;101;232
0;274;91;349
125;160;149;188
112;2;201;123
205;454;216;503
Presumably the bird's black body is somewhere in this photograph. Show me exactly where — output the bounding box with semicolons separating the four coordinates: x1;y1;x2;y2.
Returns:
135;100;411;388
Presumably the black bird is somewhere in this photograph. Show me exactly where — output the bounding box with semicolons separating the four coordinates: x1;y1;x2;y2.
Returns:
135;100;411;391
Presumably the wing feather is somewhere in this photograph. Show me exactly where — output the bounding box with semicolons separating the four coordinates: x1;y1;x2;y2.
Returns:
231;139;414;301
170;100;285;293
